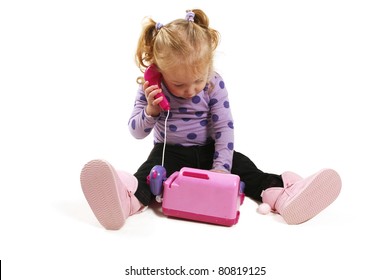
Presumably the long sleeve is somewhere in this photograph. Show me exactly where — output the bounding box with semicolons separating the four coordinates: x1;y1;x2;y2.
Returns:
128;85;159;139
207;78;234;172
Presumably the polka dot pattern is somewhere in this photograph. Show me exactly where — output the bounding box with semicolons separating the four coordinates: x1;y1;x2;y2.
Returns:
129;73;234;172
209;98;218;107
169;124;177;132
195;111;203;117
192;95;201;104
179;107;187;113
131;119;136;130
187;133;197;140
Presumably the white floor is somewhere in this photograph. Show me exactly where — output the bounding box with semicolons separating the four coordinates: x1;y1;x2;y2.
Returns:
1;1;389;279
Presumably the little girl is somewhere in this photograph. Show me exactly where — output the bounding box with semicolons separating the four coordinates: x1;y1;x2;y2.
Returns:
80;9;341;230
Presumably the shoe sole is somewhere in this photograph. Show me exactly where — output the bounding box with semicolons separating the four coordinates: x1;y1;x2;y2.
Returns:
280;169;342;225
80;160;125;230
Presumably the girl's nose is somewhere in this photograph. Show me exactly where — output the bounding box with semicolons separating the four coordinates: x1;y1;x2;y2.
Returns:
185;86;196;97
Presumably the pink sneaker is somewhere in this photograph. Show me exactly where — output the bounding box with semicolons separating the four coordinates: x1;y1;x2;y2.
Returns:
261;169;341;224
80;159;142;230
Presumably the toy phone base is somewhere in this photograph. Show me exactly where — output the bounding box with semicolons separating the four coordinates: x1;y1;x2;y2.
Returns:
162;207;240;227
161;167;243;227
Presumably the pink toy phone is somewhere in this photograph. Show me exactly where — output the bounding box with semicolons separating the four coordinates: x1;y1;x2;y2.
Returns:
161;167;244;226
144;64;170;111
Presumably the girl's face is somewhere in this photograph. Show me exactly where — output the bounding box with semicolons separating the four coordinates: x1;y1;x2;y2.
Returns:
161;66;209;99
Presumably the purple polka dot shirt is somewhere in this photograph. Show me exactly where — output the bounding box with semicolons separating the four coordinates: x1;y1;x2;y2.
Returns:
129;73;234;172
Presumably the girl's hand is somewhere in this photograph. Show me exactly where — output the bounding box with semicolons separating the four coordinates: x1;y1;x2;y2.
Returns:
143;81;163;117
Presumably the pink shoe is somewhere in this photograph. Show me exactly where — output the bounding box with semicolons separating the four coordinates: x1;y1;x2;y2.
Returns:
80;159;142;230
260;169;341;224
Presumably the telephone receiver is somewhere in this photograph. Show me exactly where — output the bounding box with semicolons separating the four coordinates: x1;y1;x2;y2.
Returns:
144;64;171;111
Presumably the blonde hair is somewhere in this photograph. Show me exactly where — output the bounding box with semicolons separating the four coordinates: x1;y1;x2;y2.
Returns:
135;9;220;82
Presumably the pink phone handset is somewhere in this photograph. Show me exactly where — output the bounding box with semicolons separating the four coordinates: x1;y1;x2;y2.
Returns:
144;64;171;111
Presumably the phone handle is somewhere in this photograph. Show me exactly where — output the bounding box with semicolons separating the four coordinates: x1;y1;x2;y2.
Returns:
144;64;170;111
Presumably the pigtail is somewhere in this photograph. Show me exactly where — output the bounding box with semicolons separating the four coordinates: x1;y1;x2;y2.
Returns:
135;17;158;72
191;9;209;28
190;9;220;52
186;9;220;91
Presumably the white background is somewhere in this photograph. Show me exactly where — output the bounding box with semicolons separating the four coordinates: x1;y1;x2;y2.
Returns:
1;0;389;279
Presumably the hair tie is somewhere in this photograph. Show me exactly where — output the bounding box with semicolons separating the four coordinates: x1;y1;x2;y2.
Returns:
185;11;195;22
155;22;164;31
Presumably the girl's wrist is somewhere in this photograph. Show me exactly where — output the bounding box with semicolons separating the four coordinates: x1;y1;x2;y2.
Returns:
146;105;160;117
